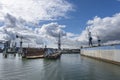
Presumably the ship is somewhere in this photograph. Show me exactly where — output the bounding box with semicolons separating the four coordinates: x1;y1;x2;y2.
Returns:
22;48;45;59
44;48;61;59
44;32;62;59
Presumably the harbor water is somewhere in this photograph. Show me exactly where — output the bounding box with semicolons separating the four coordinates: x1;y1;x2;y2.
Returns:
0;53;120;80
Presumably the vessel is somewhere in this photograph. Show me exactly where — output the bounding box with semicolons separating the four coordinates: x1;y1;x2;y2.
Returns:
45;51;61;59
22;48;45;59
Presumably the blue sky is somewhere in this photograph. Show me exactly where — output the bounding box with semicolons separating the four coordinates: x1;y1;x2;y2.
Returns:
53;0;120;34
1;0;120;48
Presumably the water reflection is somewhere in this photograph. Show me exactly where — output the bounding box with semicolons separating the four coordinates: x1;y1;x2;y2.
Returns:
0;53;120;80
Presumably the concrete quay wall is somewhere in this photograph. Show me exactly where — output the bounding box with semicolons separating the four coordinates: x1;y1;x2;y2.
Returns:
80;45;120;65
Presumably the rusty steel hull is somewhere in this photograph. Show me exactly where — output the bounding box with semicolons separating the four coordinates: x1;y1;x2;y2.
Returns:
23;48;45;59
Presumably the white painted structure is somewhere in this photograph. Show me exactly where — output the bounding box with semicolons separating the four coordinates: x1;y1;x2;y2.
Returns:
81;45;120;64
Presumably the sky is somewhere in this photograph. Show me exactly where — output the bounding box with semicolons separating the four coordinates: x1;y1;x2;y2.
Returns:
0;0;120;49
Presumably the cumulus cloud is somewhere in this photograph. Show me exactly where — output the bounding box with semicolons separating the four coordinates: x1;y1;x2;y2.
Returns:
35;22;66;37
2;0;120;49
78;13;120;46
0;13;78;48
117;0;120;2
34;22;67;48
0;0;73;22
0;13;44;47
34;22;81;48
0;0;76;48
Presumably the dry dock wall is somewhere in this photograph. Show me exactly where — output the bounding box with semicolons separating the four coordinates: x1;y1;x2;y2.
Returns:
80;45;120;65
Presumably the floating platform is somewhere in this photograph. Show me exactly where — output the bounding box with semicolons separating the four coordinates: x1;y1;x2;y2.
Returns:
24;55;44;59
80;44;120;65
22;48;45;59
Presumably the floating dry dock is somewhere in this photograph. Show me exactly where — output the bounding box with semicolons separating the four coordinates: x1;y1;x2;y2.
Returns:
22;48;44;59
80;44;120;65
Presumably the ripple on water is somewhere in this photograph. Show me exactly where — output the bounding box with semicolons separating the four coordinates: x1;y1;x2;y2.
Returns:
0;54;120;80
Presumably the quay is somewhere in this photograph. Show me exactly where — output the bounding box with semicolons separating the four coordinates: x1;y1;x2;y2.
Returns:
80;44;120;65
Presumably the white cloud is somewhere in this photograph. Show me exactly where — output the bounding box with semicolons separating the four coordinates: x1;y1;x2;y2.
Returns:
117;0;120;2
78;13;120;46
36;22;66;37
0;14;79;48
2;0;120;48
0;14;44;47
34;22;80;48
0;0;76;48
0;0;73;22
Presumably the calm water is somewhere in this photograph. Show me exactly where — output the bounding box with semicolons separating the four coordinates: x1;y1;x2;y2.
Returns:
0;53;120;80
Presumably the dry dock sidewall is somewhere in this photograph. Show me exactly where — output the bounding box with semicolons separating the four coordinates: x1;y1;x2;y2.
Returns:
80;49;120;65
